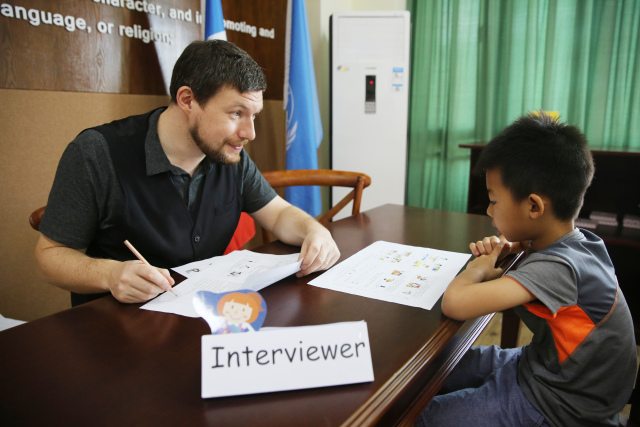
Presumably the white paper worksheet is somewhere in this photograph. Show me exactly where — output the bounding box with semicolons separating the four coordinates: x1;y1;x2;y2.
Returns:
141;251;301;317
309;241;471;310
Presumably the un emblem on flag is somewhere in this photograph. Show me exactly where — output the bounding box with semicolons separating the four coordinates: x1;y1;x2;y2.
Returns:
285;83;298;151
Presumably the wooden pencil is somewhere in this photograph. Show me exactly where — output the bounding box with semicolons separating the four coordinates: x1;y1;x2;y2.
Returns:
124;240;177;296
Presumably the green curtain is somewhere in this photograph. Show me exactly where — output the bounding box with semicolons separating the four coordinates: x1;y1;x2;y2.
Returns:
406;0;640;213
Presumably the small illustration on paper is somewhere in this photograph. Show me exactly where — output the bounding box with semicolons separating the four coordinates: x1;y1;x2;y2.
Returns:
193;290;267;335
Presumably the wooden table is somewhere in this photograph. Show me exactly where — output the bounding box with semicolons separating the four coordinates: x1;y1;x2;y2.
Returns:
0;204;501;426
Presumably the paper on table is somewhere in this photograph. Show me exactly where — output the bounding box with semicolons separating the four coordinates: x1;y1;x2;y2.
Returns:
244;259;303;290
141;251;301;317
309;241;471;310
0;314;26;332
171;250;244;277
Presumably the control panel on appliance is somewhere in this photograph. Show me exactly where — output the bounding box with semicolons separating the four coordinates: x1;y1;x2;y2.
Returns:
365;75;376;114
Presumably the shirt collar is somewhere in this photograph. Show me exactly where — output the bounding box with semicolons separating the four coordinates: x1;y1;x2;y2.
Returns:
144;107;214;177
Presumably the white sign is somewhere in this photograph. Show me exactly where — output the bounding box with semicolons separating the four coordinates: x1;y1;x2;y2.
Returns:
201;322;374;398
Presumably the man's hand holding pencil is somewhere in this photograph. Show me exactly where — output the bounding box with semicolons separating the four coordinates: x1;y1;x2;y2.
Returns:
105;240;178;304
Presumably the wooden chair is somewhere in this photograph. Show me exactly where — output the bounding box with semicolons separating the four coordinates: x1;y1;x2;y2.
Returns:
29;206;46;231
261;169;372;243
621;329;640;426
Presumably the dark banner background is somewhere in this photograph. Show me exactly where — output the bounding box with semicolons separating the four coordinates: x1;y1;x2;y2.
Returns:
0;0;286;99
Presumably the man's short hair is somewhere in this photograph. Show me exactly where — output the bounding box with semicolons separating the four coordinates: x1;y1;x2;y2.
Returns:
474;112;594;220
169;40;267;105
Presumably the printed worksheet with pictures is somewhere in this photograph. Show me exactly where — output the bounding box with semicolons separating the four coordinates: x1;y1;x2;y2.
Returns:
141;251;301;318
309;241;471;310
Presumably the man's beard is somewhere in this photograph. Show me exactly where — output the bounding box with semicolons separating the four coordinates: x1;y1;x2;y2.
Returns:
190;120;246;166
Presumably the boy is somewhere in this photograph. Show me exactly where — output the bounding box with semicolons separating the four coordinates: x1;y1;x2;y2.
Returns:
417;112;636;426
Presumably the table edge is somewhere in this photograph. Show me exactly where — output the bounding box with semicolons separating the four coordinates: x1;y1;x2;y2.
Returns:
340;313;495;426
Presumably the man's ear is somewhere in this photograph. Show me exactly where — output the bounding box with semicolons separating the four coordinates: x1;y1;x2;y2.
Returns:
528;194;545;219
175;86;197;114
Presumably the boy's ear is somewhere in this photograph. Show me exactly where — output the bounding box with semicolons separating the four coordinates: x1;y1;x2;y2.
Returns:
528;194;545;219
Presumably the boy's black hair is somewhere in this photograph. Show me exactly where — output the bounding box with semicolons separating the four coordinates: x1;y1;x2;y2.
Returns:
169;40;267;105
474;112;594;220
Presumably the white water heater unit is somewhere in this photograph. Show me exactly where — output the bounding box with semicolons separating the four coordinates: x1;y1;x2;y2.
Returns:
330;10;410;218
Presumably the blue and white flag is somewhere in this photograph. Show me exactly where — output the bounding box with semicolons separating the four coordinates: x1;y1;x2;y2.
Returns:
205;0;226;40
284;0;322;217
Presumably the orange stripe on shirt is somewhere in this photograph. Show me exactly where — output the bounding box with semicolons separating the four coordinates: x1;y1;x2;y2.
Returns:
522;301;595;363
507;276;595;363
546;306;595;363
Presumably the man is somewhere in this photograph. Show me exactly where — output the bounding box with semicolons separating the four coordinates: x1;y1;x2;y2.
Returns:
35;40;340;306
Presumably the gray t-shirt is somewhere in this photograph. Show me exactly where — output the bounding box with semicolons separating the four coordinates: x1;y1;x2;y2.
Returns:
507;229;636;427
40;108;277;250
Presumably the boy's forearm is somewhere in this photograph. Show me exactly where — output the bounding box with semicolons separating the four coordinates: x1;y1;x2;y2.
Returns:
442;268;483;320
453;266;486;285
442;241;508;320
442;261;534;320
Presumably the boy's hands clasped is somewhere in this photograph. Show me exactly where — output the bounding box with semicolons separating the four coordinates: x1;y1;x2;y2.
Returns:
466;235;530;283
470;235;512;259
470;235;530;259
464;237;508;283
442;234;536;321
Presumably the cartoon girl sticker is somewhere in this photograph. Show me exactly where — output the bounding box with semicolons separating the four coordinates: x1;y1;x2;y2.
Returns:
193;290;267;335
215;292;265;334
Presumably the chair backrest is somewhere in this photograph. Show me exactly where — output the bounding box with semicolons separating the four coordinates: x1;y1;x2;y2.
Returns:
261;169;372;243
624;322;640;425
29;206;46;231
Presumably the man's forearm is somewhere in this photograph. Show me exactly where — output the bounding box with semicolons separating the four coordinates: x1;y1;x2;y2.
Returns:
250;196;340;277
36;234;175;303
35;236;114;294
270;205;326;245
